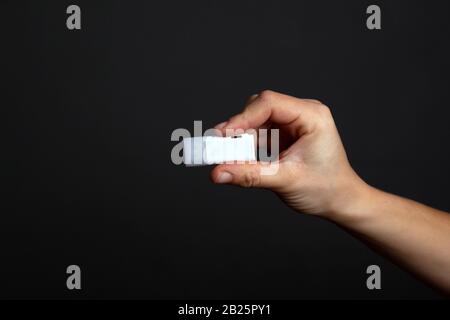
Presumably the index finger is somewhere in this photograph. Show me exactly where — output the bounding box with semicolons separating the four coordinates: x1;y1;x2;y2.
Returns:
221;90;317;132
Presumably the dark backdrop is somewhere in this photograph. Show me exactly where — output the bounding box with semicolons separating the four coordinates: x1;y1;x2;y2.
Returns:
1;0;449;299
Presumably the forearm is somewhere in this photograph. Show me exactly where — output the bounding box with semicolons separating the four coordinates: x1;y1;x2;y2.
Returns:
331;184;450;294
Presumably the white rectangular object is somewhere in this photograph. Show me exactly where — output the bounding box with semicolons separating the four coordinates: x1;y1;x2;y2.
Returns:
183;134;256;166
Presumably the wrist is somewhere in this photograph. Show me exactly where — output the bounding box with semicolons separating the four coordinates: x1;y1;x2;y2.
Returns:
326;175;379;226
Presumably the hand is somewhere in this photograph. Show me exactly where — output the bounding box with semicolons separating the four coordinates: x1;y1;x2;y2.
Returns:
212;90;450;294
211;90;370;219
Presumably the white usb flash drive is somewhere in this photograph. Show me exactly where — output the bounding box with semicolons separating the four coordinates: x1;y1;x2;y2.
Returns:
183;134;256;166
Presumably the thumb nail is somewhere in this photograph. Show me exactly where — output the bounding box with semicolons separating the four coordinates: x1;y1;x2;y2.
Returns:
216;171;233;184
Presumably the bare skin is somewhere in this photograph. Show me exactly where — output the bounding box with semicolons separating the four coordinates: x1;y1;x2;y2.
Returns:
211;90;450;295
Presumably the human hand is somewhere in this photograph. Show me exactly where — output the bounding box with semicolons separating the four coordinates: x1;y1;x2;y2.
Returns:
212;90;450;294
211;90;370;219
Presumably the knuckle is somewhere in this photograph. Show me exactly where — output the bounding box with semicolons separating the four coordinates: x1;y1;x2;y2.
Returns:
303;98;322;105
241;170;260;188
314;104;334;130
310;99;323;105
258;90;277;103
316;103;332;118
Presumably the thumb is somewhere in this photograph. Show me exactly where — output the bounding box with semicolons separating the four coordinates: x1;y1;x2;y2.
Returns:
211;162;283;189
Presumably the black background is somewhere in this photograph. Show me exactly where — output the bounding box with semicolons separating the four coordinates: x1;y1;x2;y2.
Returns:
1;0;449;299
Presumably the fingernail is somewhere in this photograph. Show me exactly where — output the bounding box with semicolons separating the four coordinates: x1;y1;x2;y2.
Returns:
216;171;233;184
214;121;228;129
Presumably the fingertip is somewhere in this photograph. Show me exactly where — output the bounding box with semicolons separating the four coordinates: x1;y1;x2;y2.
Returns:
247;94;259;104
223;115;246;132
214;121;228;130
